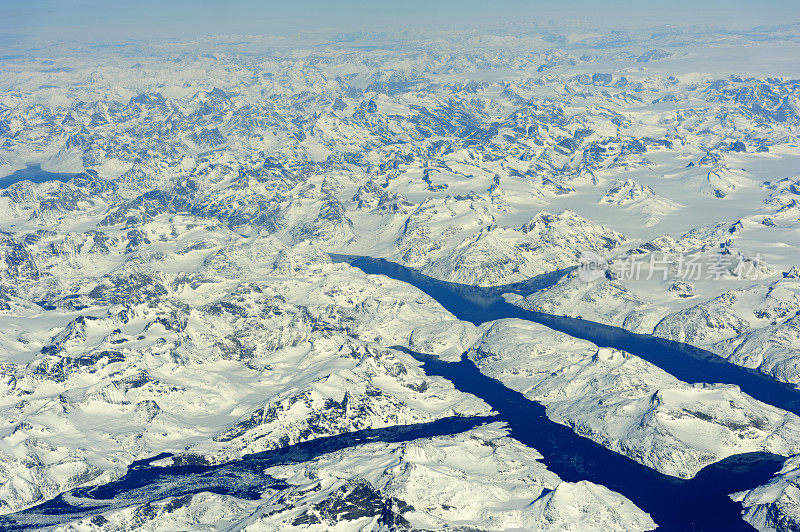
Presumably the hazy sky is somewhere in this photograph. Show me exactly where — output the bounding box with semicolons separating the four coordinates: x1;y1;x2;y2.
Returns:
2;0;800;43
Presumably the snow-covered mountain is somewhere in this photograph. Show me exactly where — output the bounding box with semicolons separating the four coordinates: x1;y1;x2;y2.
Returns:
46;425;656;531
0;21;799;531
468;319;800;479
733;455;800;532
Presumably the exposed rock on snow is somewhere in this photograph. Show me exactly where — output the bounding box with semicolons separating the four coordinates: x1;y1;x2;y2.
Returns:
418;209;626;287
467;319;800;479
732;454;800;532
600;179;681;226
0;240;488;514
53;425;657;531
1;26;800;526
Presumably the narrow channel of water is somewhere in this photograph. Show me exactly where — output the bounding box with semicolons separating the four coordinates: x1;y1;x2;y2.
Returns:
2;349;782;531
334;254;800;417
407;348;783;531
0;416;493;529
330;254;800;530
4;255;793;530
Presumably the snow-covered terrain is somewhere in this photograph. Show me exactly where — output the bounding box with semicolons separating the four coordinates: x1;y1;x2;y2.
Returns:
733;455;800;532
0;239;491;514
1;20;799;531
467;319;800;479
49;425;656;531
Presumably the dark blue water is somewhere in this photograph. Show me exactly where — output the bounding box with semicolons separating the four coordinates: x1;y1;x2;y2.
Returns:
2;254;793;530
328;254;800;530
0;164;80;188
0;416;493;529
408;349;783;532
0;352;782;531
334;254;800;417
